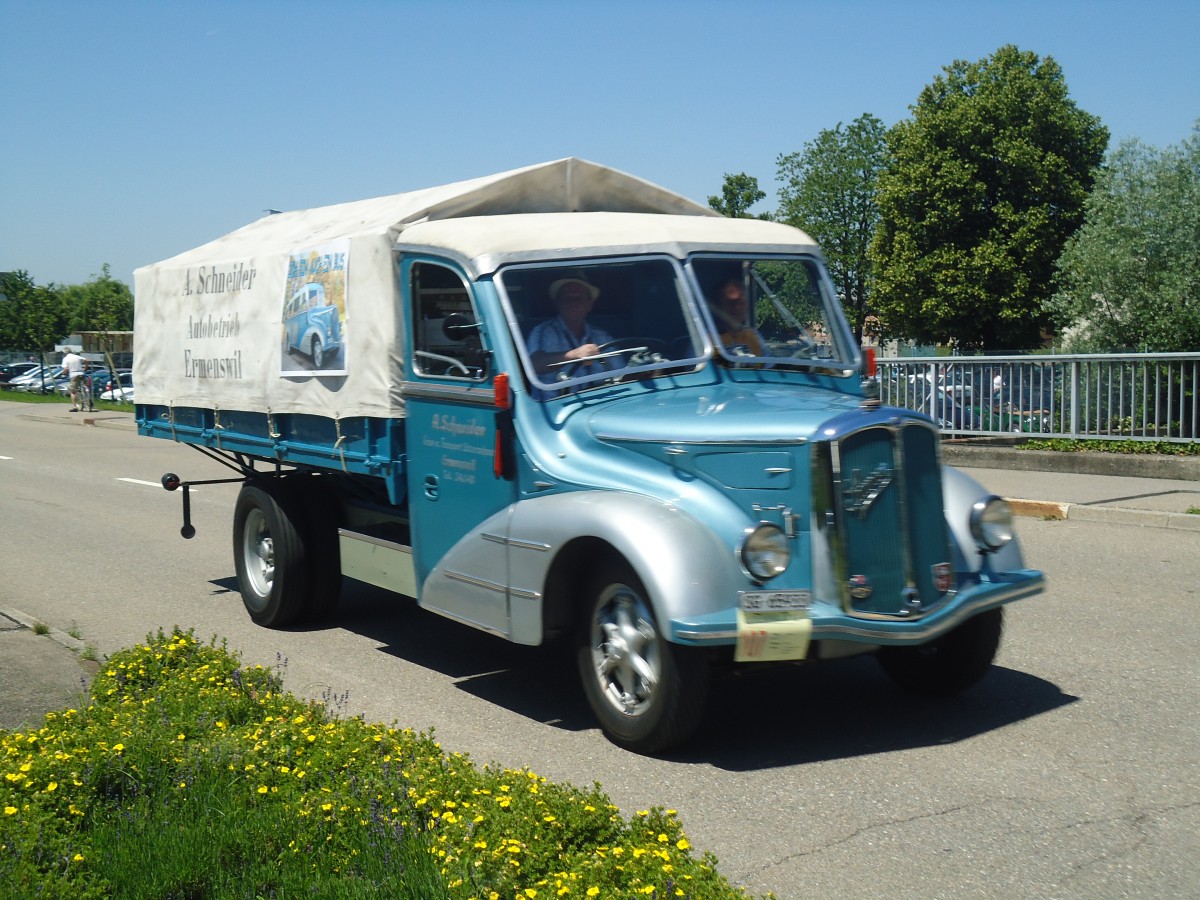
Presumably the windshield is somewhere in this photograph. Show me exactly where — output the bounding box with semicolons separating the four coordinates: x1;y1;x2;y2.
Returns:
690;256;857;370
499;257;708;396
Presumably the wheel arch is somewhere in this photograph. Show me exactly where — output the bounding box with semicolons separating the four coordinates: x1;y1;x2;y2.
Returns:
507;491;740;645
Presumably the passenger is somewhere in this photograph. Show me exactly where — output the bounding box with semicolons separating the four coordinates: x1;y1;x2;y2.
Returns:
709;279;764;356
527;278;619;375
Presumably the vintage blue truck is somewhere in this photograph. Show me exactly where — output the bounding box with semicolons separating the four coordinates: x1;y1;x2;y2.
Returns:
134;158;1044;753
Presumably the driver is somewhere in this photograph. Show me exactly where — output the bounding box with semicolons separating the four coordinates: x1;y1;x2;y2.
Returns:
527;277;621;374
709;279;765;356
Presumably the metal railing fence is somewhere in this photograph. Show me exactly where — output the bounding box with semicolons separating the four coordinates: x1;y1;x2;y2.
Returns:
877;352;1200;442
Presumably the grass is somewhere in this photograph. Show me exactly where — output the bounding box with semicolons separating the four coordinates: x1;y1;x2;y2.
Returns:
1;628;763;899
0;389;131;410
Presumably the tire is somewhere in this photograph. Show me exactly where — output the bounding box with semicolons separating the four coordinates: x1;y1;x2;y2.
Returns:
576;562;709;754
877;608;1003;696
311;335;324;368
233;482;310;627
300;478;342;621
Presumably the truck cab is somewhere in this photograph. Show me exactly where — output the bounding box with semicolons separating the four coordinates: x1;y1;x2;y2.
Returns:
135;159;1043;754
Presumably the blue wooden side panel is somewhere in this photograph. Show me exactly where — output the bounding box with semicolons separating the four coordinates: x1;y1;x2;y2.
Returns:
135;404;407;505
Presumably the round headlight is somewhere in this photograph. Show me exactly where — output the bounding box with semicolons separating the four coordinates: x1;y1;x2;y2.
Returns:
741;524;790;581
970;496;1014;552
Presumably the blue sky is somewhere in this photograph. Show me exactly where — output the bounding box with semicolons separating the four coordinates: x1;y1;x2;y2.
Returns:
2;0;1197;288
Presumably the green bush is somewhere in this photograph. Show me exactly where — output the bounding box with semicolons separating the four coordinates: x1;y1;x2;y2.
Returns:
1023;438;1200;455
1;629;763;899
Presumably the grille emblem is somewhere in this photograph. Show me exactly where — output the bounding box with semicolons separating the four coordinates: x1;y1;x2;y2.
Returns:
848;574;872;600
843;463;894;519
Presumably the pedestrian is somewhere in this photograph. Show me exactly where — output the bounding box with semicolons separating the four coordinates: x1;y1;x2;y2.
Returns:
59;349;89;412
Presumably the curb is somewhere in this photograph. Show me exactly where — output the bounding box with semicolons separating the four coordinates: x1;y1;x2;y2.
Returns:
16;410;136;431
942;443;1200;481
1008;498;1200;530
0;606;91;655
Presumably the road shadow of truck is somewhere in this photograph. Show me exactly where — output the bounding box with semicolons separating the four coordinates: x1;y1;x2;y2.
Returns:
250;578;1077;769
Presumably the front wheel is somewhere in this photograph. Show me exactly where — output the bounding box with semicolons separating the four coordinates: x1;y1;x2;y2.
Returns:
233;483;309;627
876;608;1003;696
576;562;709;754
311;335;325;368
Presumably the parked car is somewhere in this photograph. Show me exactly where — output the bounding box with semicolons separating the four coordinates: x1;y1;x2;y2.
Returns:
0;361;39;384
101;385;134;402
99;372;134;402
4;364;57;391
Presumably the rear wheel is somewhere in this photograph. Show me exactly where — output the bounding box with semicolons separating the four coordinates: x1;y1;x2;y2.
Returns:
576;562;709;754
877;608;1003;695
300;478;342;621
233;482;309;627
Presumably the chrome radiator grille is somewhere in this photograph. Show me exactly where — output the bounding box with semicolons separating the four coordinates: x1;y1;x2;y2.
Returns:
814;422;952;618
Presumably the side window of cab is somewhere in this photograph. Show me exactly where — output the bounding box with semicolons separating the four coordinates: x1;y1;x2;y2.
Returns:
408;261;488;380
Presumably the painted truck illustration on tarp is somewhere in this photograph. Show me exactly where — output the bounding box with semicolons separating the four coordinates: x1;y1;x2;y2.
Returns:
283;282;341;369
134;158;1044;754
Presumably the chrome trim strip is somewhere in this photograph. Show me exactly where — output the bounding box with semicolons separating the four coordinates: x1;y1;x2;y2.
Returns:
482;532;552;552
595;433;808;446
400;382;494;405
337;529;413;553
675;629;739;641
443;570;507;594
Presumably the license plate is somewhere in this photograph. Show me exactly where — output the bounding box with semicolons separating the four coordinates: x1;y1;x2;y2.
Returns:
739;590;811;612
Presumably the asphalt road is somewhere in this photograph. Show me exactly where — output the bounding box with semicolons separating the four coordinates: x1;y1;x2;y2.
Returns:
1;405;1197;898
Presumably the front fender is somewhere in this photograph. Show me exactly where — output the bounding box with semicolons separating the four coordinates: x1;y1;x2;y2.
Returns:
942;466;1027;573
506;491;738;644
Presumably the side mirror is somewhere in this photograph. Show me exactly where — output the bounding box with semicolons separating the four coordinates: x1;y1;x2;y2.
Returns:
442;312;481;342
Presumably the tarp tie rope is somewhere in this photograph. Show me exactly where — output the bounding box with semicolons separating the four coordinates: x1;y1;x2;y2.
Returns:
162;404;178;442
333;413;348;472
213;406;225;450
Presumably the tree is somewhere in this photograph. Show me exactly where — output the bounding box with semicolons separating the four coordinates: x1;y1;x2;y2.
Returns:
62;264;134;336
1050;124;1200;352
0;270;36;348
777;113;887;341
708;173;769;219
0;270;67;355
869;45;1108;352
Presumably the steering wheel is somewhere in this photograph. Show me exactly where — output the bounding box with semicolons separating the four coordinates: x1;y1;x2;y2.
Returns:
556;337;672;377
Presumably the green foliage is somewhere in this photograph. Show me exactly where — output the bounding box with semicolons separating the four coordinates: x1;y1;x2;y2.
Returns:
1022;438;1200;455
870;45;1108;352
708;172;770;219
0;267;132;353
0;270;67;354
777;113;888;339
60;264;134;339
1050;123;1200;352
1;628;764;899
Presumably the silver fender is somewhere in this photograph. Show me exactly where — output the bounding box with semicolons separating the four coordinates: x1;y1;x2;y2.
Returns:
941;466;1027;573
504;491;738;645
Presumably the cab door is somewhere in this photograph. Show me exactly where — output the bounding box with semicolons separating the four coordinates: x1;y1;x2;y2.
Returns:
401;257;518;636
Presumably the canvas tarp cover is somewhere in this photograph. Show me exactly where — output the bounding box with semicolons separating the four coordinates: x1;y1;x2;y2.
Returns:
133;158;715;419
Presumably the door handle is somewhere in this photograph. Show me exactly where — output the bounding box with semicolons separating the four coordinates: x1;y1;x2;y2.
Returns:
423;475;439;500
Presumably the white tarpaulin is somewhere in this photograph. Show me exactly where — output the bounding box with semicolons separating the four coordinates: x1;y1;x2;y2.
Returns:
133;158;715;418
